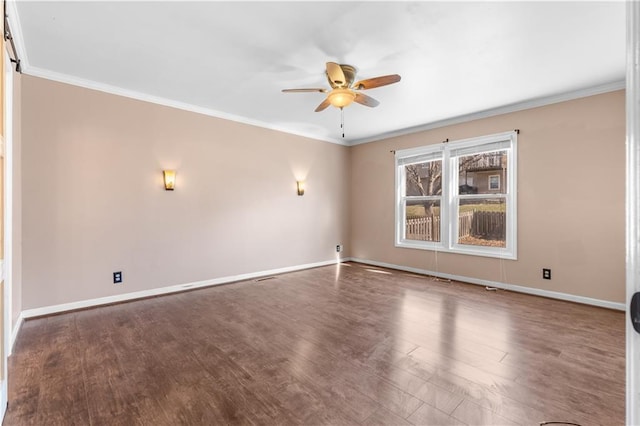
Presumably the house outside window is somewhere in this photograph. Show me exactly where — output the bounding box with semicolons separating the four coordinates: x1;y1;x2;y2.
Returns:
395;131;517;259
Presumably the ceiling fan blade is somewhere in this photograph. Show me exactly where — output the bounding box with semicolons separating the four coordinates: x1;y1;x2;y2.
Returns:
353;74;401;90
326;62;347;87
315;97;331;112
282;88;327;93
354;93;380;108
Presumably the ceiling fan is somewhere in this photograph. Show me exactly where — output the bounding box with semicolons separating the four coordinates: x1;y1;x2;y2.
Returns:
282;62;401;112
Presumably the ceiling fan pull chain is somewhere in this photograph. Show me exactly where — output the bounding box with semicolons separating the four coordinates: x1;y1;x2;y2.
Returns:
341;107;345;138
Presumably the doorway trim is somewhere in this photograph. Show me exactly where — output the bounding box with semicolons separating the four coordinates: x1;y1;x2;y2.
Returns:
0;45;14;419
626;1;640;424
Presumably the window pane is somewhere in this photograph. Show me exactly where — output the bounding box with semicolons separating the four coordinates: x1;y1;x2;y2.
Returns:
405;160;442;196
458;198;506;248
405;199;441;242
458;151;507;195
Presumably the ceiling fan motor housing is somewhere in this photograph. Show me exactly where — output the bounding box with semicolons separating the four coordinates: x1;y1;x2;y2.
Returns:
327;64;356;88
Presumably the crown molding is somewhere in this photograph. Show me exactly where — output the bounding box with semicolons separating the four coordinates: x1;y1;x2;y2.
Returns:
26;62;623;149
6;0;624;148
23;66;347;146
349;79;626;146
4;1;347;146
25;63;623;148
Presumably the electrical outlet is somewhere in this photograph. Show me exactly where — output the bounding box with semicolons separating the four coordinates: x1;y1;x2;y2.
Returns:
542;268;551;280
113;271;123;284
336;244;342;253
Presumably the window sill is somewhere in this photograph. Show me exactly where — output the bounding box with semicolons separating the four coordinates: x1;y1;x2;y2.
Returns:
396;240;516;260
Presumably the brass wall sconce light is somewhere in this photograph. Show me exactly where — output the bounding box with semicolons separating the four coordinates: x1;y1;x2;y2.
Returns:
297;181;305;196
163;170;176;191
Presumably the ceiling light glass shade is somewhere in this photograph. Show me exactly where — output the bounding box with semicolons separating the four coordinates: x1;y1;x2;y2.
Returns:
328;88;356;108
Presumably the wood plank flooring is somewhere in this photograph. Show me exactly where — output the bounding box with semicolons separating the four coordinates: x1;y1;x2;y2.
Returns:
3;262;625;425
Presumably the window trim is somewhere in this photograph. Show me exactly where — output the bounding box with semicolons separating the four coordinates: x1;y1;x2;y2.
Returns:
488;174;500;190
395;130;517;260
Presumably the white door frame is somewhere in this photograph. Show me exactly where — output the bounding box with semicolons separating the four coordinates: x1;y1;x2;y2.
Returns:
627;1;640;424
0;47;14;418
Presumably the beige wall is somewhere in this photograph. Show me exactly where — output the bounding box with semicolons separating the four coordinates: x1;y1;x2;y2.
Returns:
21;76;350;310
350;90;625;303
17;77;625;311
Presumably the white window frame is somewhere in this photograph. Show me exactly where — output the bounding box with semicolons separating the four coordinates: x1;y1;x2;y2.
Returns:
395;130;517;260
488;174;500;190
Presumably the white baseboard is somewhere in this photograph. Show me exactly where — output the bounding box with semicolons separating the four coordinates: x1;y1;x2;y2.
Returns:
21;258;347;319
350;257;625;311
9;313;23;356
17;255;624;323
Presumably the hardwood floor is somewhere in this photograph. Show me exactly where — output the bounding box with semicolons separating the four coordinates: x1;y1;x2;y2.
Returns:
3;262;625;425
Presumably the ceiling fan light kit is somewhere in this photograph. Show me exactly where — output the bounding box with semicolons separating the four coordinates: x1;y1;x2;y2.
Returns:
328;88;356;108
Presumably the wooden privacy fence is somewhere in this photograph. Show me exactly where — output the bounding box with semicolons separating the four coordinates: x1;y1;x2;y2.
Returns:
406;210;505;241
471;211;506;239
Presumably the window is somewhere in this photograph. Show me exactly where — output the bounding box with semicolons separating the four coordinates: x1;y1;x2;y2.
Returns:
488;175;500;190
395;131;517;259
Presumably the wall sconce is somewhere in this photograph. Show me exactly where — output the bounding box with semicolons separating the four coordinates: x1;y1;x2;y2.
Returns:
163;170;176;191
297;181;305;196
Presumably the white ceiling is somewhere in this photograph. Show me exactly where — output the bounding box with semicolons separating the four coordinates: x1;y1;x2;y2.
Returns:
9;1;626;145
